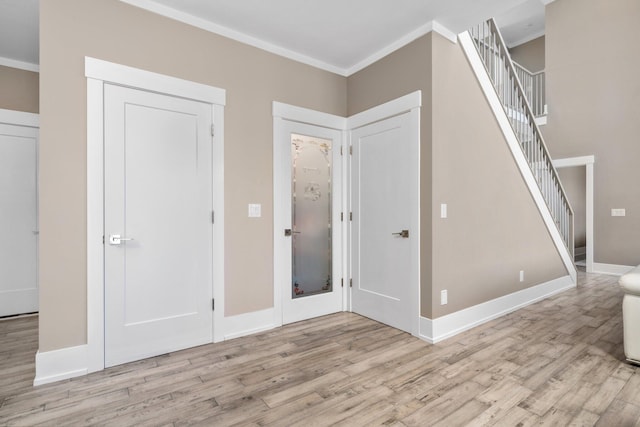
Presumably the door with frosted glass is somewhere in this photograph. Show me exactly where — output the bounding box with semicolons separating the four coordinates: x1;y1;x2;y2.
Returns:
275;121;343;324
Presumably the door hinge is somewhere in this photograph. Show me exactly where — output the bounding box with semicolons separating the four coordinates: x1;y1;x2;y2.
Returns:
350;278;353;288
212;211;215;224
341;278;344;288
350;212;353;221
350;145;353;155
211;124;215;137
340;146;343;156
102;235;105;244
212;298;215;311
341;212;343;222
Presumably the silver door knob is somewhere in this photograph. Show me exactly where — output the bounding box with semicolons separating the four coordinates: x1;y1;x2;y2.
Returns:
109;234;134;245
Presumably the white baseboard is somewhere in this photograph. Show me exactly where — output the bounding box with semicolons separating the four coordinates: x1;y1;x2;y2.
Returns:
419;275;575;343
593;263;635;276
223;308;278;341
34;345;88;386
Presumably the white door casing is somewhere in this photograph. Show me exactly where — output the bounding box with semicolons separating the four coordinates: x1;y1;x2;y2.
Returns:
86;57;225;373
0;112;39;317
103;84;214;367
274;119;344;324
349;107;420;336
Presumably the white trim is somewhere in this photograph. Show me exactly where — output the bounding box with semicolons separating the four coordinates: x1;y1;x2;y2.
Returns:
419;275;575;343
459;32;577;283
347;91;422;130
83;57;226;376
345;20;456;76
0;109;39;127
0;56;39;73
223;308;278;341
540;0;557;5
553;156;595;273
34;345;88;386
119;0;345;76
553;155;595;168
84;57;225;105
535;115;547;126
272;102;347;130
119;1;455;77
593;263;635;276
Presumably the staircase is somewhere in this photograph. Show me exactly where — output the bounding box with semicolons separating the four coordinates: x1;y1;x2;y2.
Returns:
459;18;576;280
513;61;546;118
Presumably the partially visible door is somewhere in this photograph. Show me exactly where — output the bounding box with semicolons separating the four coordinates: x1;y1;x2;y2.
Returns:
275;120;343;325
0;123;38;317
104;84;213;367
350;111;419;334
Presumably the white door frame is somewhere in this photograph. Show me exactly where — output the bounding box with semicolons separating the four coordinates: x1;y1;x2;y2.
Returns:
85;57;226;373
272;102;348;326
273;90;421;334
0;108;40;316
553;155;595;273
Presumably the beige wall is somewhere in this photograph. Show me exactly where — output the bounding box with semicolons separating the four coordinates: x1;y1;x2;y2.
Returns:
545;0;640;266
430;33;566;317
40;0;346;351
0;65;39;113
509;36;545;72
347;33;434;317
348;32;567;319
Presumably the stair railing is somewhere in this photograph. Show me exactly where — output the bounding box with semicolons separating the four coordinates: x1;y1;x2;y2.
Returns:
468;18;573;254
513;61;546;117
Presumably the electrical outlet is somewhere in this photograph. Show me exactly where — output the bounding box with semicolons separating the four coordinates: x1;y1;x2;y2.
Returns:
611;208;626;217
248;203;261;218
519;270;524;282
441;290;448;305
441;204;447;219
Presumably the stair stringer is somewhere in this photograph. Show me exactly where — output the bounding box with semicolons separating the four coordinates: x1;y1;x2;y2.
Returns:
459;31;577;284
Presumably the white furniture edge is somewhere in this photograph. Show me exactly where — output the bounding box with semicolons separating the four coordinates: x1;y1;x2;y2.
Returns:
34;345;88;386
553;155;595;273
81;57;226;379
420;275;574;343
593;263;635;276
459;32;577;284
0;108;39;127
0;56;39;73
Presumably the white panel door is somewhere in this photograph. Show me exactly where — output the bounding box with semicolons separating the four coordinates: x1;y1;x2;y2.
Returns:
0;124;38;317
275;120;343;325
351;112;419;334
104;84;213;367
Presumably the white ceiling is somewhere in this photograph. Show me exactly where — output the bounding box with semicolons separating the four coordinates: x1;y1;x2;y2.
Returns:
0;0;547;75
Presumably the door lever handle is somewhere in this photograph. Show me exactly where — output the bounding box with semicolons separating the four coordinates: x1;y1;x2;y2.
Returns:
284;229;302;237
109;234;134;245
392;230;409;238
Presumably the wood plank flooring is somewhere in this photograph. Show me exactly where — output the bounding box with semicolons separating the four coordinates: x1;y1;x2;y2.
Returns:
1;271;639;426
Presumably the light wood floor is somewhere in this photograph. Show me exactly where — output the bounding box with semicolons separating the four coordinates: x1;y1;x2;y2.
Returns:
1;271;639;426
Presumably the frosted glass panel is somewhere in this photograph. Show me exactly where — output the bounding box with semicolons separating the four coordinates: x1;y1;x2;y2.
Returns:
291;134;332;298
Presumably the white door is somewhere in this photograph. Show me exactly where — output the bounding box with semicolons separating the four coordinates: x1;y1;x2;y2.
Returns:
350;111;419;334
104;84;213;367
0;123;38;317
275;120;343;324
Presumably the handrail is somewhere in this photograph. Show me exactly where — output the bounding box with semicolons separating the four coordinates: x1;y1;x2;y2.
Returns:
512;61;545;117
468;19;574;254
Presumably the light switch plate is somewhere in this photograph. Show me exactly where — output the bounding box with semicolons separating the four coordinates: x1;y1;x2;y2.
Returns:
611;208;626;217
248;203;261;218
441;203;447;219
441;290;448;305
